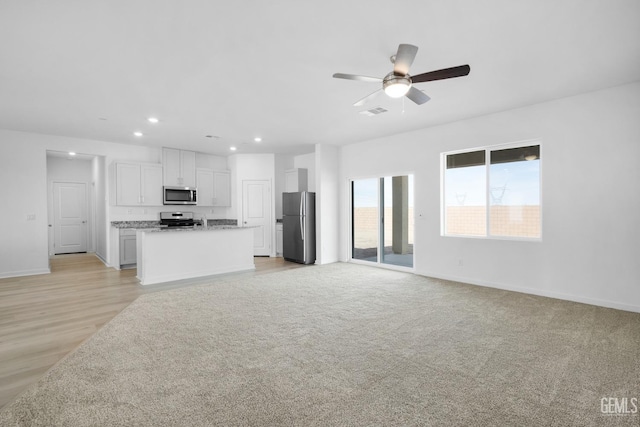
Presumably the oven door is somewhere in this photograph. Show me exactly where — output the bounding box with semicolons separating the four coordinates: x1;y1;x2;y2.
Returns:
163;187;197;205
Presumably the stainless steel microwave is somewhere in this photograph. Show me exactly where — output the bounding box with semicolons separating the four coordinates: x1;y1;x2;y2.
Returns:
163;186;197;205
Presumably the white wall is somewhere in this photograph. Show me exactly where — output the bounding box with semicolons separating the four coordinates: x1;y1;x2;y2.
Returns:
339;82;640;312
294;152;316;192
0;135;50;277
315;144;339;264
93;156;107;261
274;154;294;220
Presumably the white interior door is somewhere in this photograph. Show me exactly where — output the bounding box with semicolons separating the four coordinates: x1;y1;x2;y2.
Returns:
242;180;271;256
53;182;87;254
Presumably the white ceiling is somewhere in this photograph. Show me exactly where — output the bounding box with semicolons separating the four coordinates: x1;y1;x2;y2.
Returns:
1;1;638;156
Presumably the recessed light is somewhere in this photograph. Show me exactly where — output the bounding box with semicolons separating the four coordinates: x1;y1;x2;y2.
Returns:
68;152;76;156
254;137;262;143
147;117;159;124
229;146;237;151
133;131;143;137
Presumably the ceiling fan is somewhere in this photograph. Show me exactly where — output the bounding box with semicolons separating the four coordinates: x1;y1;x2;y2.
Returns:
333;44;470;107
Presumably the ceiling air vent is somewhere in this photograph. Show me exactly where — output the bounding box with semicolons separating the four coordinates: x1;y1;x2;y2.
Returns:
359;107;388;117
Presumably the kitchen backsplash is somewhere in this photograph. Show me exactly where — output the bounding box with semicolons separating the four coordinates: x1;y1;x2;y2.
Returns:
109;206;231;222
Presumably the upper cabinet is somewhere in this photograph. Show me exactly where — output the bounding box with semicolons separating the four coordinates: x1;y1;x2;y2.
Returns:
196;168;215;206
213;170;231;207
163;148;196;187
115;162;163;206
285;168;308;192
196;168;231;207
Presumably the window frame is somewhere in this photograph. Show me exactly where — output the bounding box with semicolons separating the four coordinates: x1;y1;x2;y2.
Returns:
441;140;542;242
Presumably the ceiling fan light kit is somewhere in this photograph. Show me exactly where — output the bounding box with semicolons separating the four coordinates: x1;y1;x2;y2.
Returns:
333;43;470;107
383;73;411;98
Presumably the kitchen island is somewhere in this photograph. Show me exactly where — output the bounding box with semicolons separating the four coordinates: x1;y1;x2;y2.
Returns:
136;225;255;285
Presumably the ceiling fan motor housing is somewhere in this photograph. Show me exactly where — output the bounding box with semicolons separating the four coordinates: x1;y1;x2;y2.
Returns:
383;72;412;98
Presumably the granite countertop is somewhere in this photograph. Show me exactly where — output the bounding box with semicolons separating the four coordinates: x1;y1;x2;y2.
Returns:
142;225;245;233
111;221;162;229
111;219;238;229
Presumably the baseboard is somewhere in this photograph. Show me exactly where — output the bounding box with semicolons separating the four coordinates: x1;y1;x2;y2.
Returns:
0;267;51;279
95;252;108;266
420;272;640;314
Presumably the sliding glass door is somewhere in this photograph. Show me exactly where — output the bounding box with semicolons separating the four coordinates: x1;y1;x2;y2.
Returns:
352;175;414;268
352;178;378;262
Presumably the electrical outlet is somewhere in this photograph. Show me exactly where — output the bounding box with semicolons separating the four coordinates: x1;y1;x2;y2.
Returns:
127;209;133;214
458;259;464;267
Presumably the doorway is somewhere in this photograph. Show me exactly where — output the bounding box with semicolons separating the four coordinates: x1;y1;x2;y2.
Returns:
242;180;272;256
351;175;414;269
52;182;88;254
46;152;106;259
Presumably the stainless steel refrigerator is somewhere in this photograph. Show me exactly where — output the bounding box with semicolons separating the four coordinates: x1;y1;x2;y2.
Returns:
282;191;316;264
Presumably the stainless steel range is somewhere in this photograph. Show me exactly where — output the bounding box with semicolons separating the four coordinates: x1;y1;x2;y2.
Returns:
160;211;197;228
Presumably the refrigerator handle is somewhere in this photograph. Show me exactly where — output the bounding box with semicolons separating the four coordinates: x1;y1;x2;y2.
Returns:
300;194;304;241
302;195;306;261
299;193;303;217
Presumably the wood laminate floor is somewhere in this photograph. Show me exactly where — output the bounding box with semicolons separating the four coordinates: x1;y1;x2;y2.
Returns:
0;253;305;409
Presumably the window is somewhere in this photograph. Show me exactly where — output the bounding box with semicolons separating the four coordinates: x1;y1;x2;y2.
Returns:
442;142;541;239
352;175;414;268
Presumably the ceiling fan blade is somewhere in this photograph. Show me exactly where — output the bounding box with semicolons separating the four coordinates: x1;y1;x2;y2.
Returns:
353;89;382;107
405;87;431;105
393;44;418;75
333;73;382;83
411;64;471;83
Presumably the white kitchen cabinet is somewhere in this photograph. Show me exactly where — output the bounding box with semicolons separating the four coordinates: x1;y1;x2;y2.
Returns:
196;169;231;207
213;170;231;207
116;163;141;206
119;229;137;267
115;162;163;206
285;168;308;192
196;168;215;206
163;148;196;187
140;164;163;205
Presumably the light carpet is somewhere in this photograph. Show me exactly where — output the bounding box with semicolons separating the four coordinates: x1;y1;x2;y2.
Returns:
1;263;639;426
